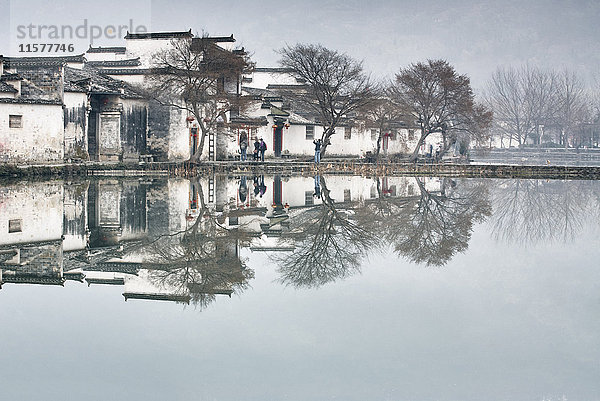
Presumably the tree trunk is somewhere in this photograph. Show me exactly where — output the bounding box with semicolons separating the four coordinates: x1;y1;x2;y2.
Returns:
409;131;428;162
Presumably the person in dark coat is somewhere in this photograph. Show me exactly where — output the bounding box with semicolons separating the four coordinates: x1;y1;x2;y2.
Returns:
313;139;322;163
259;138;267;162
253;139;260;161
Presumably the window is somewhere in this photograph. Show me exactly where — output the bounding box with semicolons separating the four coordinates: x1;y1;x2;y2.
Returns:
8;219;22;233
371;129;378;140
9;115;22;128
389;131;397;141
344;189;351;202
344;126;352;140
305;125;314;140
408;129;415;141
305;191;314;205
370;186;377;198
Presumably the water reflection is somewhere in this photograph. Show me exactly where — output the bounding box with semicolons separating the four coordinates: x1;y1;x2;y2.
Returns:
1;175;600;304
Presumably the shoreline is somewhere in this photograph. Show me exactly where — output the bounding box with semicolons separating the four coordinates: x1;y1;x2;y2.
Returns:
3;160;600;180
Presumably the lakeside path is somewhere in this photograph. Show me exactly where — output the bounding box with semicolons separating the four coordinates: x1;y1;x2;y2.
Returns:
3;159;600;180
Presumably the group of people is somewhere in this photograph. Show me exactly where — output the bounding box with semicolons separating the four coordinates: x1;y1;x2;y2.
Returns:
239;138;267;162
239;136;324;163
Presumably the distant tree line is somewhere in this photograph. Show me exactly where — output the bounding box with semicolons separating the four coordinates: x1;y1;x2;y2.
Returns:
484;66;598;148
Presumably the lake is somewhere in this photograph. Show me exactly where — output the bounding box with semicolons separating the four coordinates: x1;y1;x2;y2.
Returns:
1;174;599;401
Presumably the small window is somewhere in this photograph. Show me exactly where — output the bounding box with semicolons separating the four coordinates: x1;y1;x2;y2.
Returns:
8;219;22;233
344;126;352;140
9;115;22;128
229;216;239;226
305;191;314;205
408;129;415;141
305;125;314;140
344;189;351;202
371;129;378;140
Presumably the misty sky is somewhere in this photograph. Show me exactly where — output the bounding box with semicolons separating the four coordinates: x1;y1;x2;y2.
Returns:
1;0;600;90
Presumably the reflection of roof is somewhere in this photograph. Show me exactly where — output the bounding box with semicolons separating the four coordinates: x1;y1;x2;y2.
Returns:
187;284;233;296
84;262;140;274
86;277;125;286
123;292;191;304
1;275;65;286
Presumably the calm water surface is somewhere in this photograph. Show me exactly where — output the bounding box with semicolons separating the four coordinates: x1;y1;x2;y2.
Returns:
1;175;599;401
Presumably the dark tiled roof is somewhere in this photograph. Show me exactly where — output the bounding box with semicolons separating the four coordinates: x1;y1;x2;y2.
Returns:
65;66;145;99
2;275;65;286
230;115;268;126
101;68;152;75
0;97;62;104
87;58;141;68
123;292;191;303
254;67;294;73
0;81;17;93
1;73;23;81
266;84;308;90
204;35;236;43
87;46;126;54
125;30;193;40
4;54;86;68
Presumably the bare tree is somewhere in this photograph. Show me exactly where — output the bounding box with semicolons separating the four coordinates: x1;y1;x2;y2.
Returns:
391;59;492;161
554;69;589;147
359;82;411;158
148;36;253;161
483;65;591;147
278;44;373;157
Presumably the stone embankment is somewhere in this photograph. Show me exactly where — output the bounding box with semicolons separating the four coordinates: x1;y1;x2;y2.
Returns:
2;160;600;180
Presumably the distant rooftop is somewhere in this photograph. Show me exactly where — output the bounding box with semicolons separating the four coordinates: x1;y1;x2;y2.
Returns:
254;67;294;73
125;29;193;40
0;81;17;93
87;58;141;68
87;46;126;54
0;97;63;105
4;54;86;67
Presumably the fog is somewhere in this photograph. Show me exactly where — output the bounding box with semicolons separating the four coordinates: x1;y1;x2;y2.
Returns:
1;0;599;89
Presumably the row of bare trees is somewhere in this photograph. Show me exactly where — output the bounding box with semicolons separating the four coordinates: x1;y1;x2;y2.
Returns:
148;37;493;162
484;66;592;148
278;45;493;161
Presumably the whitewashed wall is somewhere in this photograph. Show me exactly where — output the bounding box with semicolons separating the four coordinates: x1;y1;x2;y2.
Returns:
0;102;64;163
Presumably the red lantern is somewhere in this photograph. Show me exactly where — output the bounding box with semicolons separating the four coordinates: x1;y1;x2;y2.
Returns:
186;116;195;122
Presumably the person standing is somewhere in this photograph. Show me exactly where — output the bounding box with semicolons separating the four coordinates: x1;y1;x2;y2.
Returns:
240;138;248;161
253;139;260;161
259;138;267;162
313;139;322;163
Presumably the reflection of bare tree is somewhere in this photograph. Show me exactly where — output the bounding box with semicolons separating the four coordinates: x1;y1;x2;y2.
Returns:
357;178;491;266
490;179;598;245
144;181;254;309
275;176;377;288
388;178;491;266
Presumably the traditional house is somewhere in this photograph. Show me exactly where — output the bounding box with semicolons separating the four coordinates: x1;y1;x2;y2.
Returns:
233;67;440;160
0;54;149;163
